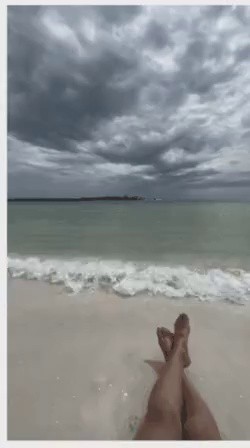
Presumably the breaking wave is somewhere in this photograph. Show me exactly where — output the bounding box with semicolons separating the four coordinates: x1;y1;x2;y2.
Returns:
8;255;250;303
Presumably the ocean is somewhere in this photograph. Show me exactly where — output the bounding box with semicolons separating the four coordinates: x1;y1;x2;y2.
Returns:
8;201;250;303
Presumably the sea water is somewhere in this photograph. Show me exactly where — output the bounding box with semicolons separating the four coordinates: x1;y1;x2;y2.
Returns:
8;201;250;303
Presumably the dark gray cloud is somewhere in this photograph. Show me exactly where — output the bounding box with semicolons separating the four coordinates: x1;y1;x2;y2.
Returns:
8;5;250;199
93;5;142;24
143;20;170;49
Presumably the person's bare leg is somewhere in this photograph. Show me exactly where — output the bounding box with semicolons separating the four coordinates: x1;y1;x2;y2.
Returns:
158;323;221;440
135;340;183;439
135;314;190;440
182;375;221;440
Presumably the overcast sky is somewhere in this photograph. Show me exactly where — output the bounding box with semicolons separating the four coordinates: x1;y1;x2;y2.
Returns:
8;5;250;200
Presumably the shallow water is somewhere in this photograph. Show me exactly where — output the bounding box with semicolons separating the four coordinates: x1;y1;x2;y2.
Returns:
8;201;250;302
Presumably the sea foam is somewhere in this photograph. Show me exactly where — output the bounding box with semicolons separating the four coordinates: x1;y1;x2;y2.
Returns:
8;255;250;303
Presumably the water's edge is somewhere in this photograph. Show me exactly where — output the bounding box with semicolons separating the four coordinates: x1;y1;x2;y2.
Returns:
8;255;250;304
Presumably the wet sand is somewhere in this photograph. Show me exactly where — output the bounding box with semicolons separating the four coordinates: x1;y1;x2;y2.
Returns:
8;279;250;440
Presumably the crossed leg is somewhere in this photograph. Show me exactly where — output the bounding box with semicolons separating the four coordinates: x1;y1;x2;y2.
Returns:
135;313;221;440
182;372;221;439
134;315;189;440
157;318;221;440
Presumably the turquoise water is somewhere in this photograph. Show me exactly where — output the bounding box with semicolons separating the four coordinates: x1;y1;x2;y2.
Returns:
8;202;250;301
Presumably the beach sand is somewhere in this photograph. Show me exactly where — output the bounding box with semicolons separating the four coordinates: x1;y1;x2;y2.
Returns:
8;279;250;440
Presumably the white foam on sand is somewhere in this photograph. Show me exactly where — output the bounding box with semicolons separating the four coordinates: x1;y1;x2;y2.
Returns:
8;255;250;303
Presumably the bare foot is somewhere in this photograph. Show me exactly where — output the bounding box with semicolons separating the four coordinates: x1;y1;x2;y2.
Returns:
157;324;191;368
174;313;190;337
156;327;173;362
174;313;191;367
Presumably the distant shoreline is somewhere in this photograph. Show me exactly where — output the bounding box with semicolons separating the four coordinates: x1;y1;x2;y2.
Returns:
8;196;144;202
8;198;250;204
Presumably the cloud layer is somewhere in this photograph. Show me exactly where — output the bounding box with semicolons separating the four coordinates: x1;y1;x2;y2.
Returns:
8;5;250;199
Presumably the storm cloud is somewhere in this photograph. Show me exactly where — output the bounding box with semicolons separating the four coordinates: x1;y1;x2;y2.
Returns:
8;5;250;200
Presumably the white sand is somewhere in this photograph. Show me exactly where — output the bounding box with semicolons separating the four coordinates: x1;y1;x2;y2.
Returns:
8;279;250;440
